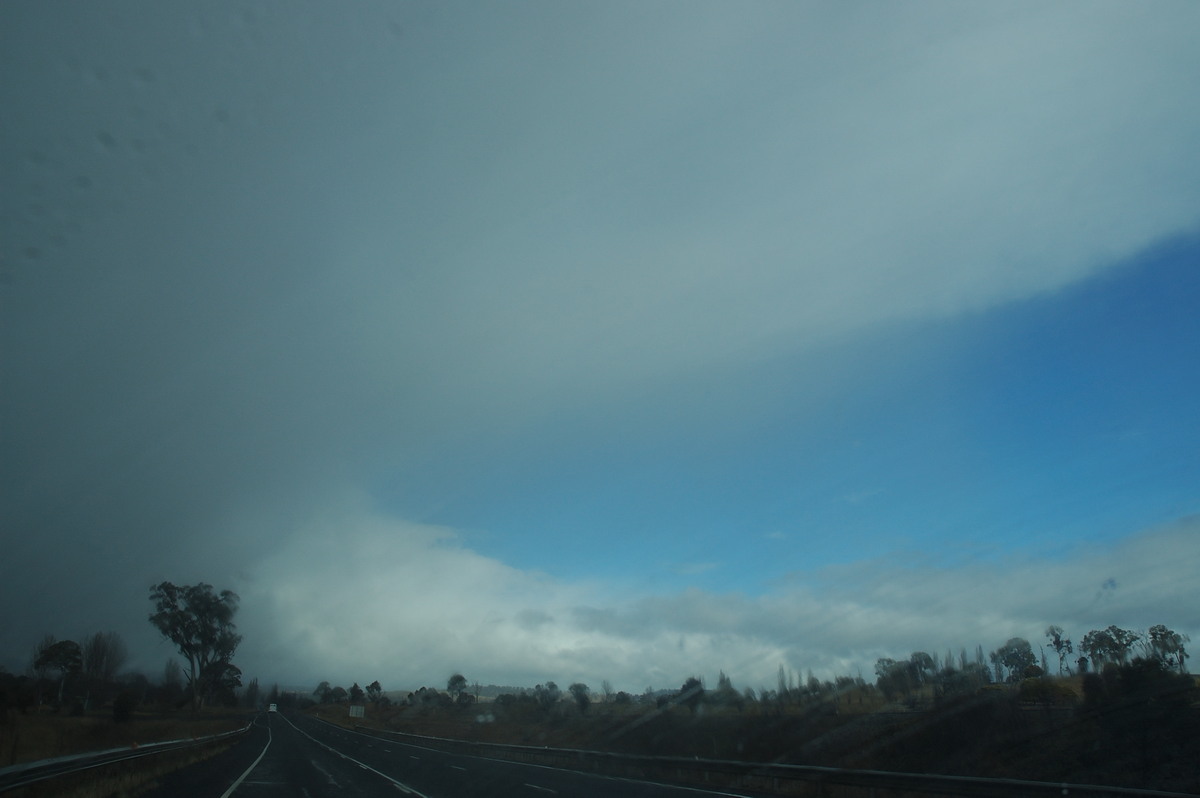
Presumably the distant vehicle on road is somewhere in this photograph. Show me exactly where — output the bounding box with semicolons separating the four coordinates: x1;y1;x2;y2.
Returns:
268;703;277;712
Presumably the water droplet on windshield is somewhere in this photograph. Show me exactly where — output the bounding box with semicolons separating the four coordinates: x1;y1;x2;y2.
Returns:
96;131;118;151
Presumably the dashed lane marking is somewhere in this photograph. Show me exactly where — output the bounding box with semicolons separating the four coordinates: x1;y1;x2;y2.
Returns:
311;759;341;788
277;714;430;798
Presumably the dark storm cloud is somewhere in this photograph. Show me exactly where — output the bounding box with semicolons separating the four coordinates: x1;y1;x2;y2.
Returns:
2;1;1198;689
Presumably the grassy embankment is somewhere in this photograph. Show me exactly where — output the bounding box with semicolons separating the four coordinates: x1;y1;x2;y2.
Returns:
1;706;250;798
0;705;246;767
309;675;1200;794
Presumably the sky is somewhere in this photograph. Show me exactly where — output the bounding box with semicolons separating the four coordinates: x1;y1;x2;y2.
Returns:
2;1;1198;696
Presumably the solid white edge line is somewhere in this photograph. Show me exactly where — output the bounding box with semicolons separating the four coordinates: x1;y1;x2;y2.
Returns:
219;714;272;798
276;713;430;798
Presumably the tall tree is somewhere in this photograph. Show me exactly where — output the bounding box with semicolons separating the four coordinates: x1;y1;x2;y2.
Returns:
679;676;705;713
148;582;242;710
533;681;560;709
1145;624;1190;673
30;634;58;704
80;631;128;705
81;631;128;684
35;639;82;704
1081;626;1140;668
910;652;935;685
992;638;1036;682
1044;625;1074;675
243;677;260;709
204;660;242;705
568;682;591;713
314;681;333;704
446;673;467;700
162;658;185;705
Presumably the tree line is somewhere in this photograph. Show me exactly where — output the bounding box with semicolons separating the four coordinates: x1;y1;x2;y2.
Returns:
0;581;251;720
873;622;1190;704
301;622;1190;722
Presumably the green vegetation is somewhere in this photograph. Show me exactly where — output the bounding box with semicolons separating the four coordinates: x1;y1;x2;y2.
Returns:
148;582;243;711
0;579;256;771
303;622;1195;793
304;666;1197;793
0;704;245;767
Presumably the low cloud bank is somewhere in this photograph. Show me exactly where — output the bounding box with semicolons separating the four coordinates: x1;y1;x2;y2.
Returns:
238;498;1199;693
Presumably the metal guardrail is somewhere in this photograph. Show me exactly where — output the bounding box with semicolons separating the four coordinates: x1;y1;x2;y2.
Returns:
346;722;1199;798
0;723;251;794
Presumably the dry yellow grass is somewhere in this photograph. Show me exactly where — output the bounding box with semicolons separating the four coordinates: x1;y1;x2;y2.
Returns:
6;738;238;798
0;706;246;768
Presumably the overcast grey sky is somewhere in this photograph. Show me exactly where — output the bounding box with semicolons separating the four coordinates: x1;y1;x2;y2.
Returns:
2;1;1198;693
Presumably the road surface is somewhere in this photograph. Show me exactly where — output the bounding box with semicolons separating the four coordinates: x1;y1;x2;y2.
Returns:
142;710;763;798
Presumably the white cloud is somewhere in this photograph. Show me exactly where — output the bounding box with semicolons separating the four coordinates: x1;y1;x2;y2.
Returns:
236;495;1200;693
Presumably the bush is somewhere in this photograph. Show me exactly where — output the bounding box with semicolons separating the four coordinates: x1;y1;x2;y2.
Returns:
113;690;138;722
1018;677;1075;706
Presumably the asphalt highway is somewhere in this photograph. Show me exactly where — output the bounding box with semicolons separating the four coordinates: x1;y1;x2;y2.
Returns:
142;711;764;798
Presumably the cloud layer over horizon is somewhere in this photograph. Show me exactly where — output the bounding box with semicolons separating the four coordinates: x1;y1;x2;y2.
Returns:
2;1;1198;693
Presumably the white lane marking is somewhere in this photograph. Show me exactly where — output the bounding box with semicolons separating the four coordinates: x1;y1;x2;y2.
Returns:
450;765;466;771
305;716;756;797
219;715;272;798
311;758;341;787
524;784;558;794
276;714;430;798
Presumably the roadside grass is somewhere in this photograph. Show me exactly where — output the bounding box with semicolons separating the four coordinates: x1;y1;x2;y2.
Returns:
302;674;1200;793
0;705;247;768
6;736;239;798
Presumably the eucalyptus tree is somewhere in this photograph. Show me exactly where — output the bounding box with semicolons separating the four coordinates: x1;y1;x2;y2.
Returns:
1044;625;1074;675
1081;626;1140;668
148;582;242;710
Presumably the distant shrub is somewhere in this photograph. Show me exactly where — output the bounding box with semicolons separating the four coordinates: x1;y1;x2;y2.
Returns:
113;690;138;722
1018;677;1075;706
